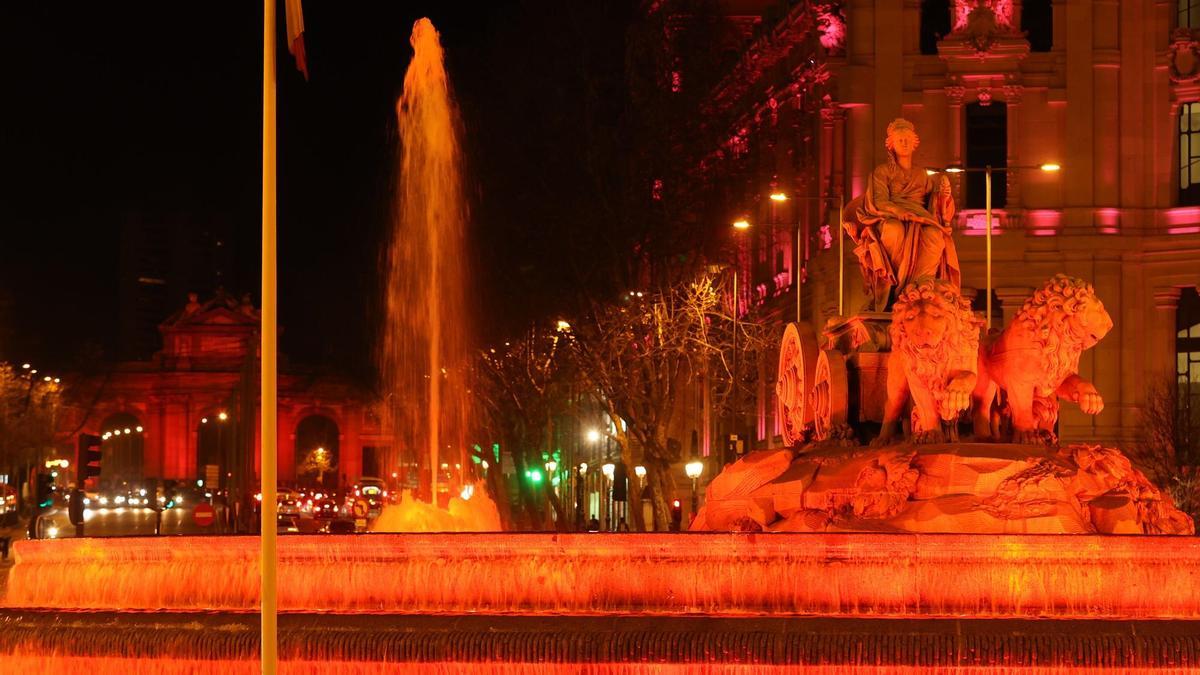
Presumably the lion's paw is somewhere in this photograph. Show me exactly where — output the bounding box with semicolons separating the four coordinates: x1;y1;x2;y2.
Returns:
1012;428;1056;447
912;428;946;445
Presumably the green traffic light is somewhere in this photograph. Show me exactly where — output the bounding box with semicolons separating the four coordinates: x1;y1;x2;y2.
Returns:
529;469;542;483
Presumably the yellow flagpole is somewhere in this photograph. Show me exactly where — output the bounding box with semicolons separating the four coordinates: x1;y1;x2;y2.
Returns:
261;0;279;673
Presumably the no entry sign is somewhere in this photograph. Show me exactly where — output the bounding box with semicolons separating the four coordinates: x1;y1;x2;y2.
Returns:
193;502;215;527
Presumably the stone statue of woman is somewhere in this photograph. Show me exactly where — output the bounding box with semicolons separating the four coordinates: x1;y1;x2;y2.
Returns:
842;118;960;311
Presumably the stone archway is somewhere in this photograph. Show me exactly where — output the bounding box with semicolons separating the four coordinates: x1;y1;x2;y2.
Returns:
98;412;145;490
294;415;340;489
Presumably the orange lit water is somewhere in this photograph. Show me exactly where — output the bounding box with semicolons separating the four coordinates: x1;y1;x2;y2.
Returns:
370;483;501;532
382;18;472;505
6;533;1200;619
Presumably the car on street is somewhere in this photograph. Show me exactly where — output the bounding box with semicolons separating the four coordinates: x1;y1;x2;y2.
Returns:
356;477;387;518
278;493;300;516
314;498;341;520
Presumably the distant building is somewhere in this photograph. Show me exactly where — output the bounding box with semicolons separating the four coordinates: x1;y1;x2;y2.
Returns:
62;291;395;489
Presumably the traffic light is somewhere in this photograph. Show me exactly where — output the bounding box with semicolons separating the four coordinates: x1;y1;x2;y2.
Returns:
35;473;54;511
68;488;85;526
670;499;683;531
78;433;103;480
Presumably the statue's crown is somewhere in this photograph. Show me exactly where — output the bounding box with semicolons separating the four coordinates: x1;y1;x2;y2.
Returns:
886;118;915;137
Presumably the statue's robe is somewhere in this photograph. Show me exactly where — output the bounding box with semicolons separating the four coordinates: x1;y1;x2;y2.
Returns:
842;160;960;311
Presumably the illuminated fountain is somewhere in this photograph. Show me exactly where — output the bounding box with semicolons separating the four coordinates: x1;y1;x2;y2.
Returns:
377;18;497;529
4;28;1200;675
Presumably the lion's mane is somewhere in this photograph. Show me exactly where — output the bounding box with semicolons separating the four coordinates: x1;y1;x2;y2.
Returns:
1014;274;1097;396
889;278;980;417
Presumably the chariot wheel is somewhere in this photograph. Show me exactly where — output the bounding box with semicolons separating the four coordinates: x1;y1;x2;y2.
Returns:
811;349;849;441
775;322;819;447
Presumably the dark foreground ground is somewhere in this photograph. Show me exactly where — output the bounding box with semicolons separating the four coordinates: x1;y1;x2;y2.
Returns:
1;611;1198;669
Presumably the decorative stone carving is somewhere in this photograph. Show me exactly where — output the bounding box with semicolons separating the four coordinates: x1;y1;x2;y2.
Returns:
1170;29;1200;84
841;119;960;311
694;443;1195;535
775;322;820;446
811;349;852;442
815;3;846;55
877;278;981;445
973;275;1113;445
953;0;1013;32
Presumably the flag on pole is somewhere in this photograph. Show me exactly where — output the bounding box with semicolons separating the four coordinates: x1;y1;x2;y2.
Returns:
285;0;308;80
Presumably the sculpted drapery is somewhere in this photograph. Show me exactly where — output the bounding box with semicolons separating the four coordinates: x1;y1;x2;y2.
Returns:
842;118;960;311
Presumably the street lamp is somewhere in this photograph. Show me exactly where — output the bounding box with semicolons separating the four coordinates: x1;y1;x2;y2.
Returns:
601;462;616;531
585;428;601;445
634;465;646;479
576;462;588;530
930;163;1062;330
765;190;846;321
685;456;705;519
727;218;754;464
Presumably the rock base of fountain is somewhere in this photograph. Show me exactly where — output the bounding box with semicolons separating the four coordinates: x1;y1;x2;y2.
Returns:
3;610;1200;673
695;443;1195;536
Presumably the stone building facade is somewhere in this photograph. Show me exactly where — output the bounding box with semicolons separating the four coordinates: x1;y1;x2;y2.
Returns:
63;292;391;489
692;0;1200;448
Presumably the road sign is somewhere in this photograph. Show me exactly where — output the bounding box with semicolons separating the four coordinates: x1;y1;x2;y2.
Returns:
193;502;215;527
352;499;369;518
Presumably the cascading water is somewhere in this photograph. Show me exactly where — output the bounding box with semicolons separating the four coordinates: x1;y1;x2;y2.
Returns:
379;18;496;528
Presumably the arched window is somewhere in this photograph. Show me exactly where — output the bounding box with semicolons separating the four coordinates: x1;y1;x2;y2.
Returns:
1022;0;1053;52
295;415;340;489
920;0;951;55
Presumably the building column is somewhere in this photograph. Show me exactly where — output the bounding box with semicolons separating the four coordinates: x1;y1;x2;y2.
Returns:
994;286;1035;327
946;86;965;170
1003;85;1023;209
1153;287;1183;382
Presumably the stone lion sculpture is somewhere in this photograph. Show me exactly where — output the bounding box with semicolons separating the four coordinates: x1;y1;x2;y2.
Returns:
973;275;1113;444
877;277;981;445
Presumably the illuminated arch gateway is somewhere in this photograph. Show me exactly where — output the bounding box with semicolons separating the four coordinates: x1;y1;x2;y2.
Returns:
59;291;383;488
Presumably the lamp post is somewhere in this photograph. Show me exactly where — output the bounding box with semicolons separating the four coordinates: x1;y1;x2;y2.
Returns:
684;456;704;522
728;219;753;464
576;462;588;530
582;428;600;529
931;163;1061;330
601;461;615;531
768;191;846;321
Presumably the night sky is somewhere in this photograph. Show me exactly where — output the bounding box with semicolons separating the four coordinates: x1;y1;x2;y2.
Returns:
3;2;631;381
